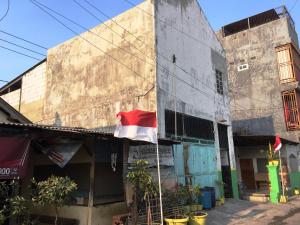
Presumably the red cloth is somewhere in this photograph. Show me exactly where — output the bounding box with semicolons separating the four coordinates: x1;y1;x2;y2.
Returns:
0;137;30;179
116;110;157;128
273;135;282;153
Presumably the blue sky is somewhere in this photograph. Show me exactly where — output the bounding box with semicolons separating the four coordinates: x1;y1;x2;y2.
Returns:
0;0;299;86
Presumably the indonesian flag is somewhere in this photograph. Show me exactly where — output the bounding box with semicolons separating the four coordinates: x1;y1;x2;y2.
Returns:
114;110;157;144
274;135;282;153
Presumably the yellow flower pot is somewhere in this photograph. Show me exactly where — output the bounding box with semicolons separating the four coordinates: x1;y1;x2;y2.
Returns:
189;212;208;225
165;216;189;225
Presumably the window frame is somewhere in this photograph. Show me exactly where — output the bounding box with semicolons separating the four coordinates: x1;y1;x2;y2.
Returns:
282;90;300;130
276;43;300;84
215;70;224;95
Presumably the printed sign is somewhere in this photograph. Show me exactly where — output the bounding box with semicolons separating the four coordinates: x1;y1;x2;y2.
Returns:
0;138;30;179
41;142;82;168
128;145;174;166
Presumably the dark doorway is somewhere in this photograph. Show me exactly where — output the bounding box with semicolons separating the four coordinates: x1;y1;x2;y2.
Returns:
240;159;256;190
218;124;233;198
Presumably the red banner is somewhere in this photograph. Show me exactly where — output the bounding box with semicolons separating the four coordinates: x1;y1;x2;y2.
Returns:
0;137;30;179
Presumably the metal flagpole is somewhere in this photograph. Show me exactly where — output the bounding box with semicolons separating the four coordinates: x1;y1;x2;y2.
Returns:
278;149;285;197
155;131;164;225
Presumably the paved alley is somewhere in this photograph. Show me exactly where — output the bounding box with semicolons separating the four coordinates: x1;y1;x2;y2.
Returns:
207;197;300;225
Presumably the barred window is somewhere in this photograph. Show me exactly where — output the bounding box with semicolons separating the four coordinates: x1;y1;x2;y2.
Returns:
216;70;224;95
282;90;300;130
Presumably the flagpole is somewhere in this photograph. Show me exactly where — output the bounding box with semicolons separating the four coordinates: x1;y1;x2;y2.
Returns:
155;132;164;225
278;149;285;197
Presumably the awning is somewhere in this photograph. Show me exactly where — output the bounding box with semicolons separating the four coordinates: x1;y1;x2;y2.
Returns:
0;137;31;179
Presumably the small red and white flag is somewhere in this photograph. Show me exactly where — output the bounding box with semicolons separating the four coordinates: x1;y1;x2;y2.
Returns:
114;110;157;144
274;135;282;153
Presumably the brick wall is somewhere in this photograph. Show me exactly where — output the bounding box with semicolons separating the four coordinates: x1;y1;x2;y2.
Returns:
21;62;46;104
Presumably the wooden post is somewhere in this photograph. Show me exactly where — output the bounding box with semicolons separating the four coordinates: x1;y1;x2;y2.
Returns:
87;140;95;225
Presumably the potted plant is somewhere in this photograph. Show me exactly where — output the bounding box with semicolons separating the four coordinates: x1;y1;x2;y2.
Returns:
189;211;208;225
190;185;203;212
32;176;77;225
127;160;158;225
165;215;189;225
176;185;191;213
163;185;189;225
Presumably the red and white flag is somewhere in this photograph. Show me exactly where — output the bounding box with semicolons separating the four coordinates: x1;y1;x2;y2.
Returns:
114;110;157;144
274;135;282;153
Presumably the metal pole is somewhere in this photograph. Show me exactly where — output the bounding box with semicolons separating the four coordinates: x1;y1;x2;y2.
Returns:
155;132;164;225
278;149;285;197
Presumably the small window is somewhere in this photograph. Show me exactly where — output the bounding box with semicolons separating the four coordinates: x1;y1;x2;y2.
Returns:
276;45;294;83
282;90;300;130
216;70;224;95
237;64;249;72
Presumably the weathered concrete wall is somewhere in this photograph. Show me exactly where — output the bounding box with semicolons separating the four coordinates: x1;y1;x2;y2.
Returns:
155;0;230;137
218;17;300;142
155;0;238;198
41;1;156;128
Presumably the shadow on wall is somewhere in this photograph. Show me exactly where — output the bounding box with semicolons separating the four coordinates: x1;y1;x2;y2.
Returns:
232;116;275;136
54;112;62;127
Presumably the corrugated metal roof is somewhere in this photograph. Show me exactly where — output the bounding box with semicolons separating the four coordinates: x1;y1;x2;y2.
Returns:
0;122;179;144
0;122;112;137
0;98;31;123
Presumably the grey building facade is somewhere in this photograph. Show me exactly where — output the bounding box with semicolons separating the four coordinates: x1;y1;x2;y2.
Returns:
217;7;300;194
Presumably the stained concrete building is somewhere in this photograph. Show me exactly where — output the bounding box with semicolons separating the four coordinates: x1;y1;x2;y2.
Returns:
1;0;237;224
217;6;300;196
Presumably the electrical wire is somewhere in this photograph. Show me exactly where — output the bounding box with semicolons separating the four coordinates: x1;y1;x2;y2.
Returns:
32;1;286;123
28;0;228;125
0;38;46;56
0;30;48;50
290;0;299;12
73;0;224;103
0;45;43;61
75;0;287;116
0;0;9;22
30;0;152;85
122;0;288;115
0;79;8;83
31;0;227;106
121;0;223;52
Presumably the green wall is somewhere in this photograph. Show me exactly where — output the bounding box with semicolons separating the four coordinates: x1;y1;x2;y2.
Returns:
231;169;239;199
289;172;300;190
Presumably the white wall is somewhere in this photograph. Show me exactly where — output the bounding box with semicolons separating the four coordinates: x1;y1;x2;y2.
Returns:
1;89;20;109
154;0;230;138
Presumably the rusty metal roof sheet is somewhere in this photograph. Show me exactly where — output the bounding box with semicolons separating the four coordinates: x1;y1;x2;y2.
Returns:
0;122;112;137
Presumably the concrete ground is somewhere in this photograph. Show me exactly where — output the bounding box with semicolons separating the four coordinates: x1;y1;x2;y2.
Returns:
206;196;300;225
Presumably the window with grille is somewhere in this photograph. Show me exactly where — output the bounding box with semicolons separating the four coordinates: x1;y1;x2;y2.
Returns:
282;90;300;130
216;70;224;95
165;110;214;140
276;44;300;83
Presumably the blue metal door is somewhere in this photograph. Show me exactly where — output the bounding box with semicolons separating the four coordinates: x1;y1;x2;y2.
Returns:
173;143;220;199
